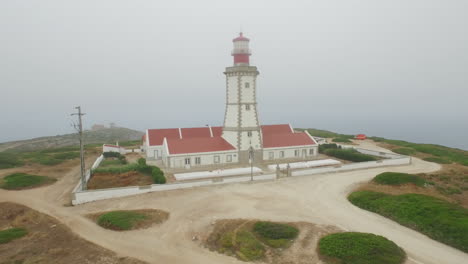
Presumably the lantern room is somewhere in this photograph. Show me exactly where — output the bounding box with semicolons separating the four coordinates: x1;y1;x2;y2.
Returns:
231;32;251;66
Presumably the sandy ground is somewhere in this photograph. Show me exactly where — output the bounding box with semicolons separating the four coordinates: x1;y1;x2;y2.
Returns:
1;140;467;264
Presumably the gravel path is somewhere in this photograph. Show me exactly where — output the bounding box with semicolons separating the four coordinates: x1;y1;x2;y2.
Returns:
1;141;467;264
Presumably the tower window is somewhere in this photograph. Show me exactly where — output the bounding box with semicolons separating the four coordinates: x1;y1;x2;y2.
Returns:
247;131;252;137
246;104;250;110
245;82;250;88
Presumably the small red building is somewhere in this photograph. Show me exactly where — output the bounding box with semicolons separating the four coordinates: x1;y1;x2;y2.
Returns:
355;134;367;140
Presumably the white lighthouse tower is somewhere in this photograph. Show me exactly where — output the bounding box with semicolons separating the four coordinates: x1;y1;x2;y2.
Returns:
222;33;263;163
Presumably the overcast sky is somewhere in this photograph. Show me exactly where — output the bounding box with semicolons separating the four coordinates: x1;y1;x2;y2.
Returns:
1;1;467;149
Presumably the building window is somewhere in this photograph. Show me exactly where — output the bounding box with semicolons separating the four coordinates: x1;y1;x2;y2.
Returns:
227;155;232;162
245;104;250;110
280;151;285;158
294;150;299;157
214;156;220;163
247;131;252;137
269;152;274;159
245;82;250;88
309;149;314;155
185;158;191;165
195;157;201;165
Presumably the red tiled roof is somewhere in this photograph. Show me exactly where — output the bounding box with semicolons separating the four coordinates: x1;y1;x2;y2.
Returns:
167;137;235;155
233;32;249;42
181;127;211;138
263;132;315;148
147;128;180;146
211;126;223;137
261;124;292;135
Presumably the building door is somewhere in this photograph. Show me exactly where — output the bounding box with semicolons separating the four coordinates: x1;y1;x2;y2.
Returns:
154;150;160;159
302;149;307;158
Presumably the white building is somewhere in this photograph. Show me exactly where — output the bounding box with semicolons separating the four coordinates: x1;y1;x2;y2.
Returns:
142;33;318;169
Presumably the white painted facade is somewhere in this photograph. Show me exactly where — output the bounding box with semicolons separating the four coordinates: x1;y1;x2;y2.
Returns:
161;147;239;169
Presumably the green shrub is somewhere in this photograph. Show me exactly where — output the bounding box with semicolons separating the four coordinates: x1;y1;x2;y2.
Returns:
392;148;416;155
103;151;122;158
40;146;79;153
373;172;426;187
348;191;468;253
318;143;339;153
253;221;299;240
319;232;406;264
324;148;377;162
151;167;166;184
1;173;56;190
332;137;352;143
423;157;451;164
137;158;146;166
97;211;147;230
0;228;28;244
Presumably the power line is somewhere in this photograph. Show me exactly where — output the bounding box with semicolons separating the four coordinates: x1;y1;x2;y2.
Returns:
71;106;86;191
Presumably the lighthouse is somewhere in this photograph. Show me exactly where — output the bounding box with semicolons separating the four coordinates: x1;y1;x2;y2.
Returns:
222;33;263;163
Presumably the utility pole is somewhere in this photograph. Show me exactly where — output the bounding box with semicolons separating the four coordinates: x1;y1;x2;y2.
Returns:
71;106;86;190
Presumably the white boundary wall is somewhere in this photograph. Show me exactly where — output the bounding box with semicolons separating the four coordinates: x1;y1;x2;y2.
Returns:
72;173;276;205
174;167;262;181
267;159;341;170
71;147;411;205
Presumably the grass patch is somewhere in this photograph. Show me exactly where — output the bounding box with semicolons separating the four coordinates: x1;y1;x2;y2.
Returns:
235;230;266;261
0;153;24;169
253;221;299;248
392;148;416;155
423;157;451;164
323;148;377;162
97;211;148;231
1;173;56;190
370;137;468;166
373;172;426;187
0;228;28;244
348;191;468;253
332;137;352;143
302;128;354;139
319;232;406;264
93;158;165;185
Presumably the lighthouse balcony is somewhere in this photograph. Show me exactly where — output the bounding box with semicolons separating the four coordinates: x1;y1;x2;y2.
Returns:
231;49;252;55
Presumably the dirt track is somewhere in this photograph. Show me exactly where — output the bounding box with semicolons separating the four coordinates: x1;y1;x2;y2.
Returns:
1;141;467;264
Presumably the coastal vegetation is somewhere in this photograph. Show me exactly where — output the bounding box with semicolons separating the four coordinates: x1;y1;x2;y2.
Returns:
373;172;427;187
1;173;56;190
0;228;28;244
93;209;169;231
318;232;406;264
208;220;300;262
319;144;377;162
348;191;468;253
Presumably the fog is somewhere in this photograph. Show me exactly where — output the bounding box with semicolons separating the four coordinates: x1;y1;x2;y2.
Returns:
1;1;467;150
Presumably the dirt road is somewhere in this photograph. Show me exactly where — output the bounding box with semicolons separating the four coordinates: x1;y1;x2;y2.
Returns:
1;141;467;264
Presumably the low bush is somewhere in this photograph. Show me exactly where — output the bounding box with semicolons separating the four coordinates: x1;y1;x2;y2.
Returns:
0;228;28;244
373;172;426;187
1;173;56;190
318;143;339;153
103;151;122;158
324;148;377;162
348;191;468;253
319;232;406;264
97;211;148;230
253;221;299;240
151;167;166;184
423;157;451;164
137;158;146;166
